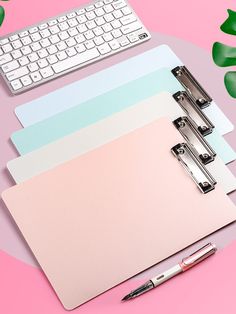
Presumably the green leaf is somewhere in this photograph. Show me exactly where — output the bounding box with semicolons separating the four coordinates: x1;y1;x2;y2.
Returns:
0;6;5;27
212;42;236;67
221;9;236;35
224;72;236;98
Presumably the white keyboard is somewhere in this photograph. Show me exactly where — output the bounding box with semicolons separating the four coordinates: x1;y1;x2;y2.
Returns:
0;0;151;95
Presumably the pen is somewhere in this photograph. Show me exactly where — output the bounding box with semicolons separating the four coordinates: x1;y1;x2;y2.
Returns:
122;243;217;301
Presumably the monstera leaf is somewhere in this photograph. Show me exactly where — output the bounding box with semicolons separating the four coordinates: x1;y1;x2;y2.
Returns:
0;0;9;27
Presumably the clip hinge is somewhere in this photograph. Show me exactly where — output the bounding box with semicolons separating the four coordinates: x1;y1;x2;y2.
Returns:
173;116;216;165
171;143;216;193
173;91;214;136
172;66;212;109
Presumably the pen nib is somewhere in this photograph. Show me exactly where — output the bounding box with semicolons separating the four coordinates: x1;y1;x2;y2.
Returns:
121;294;132;301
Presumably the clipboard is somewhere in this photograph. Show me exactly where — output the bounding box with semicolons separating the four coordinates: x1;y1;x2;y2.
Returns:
14;45;234;137
11;68;236;165
7;92;236;194
2;118;236;310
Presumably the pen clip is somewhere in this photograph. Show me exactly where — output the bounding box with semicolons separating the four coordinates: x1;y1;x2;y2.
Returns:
180;243;217;271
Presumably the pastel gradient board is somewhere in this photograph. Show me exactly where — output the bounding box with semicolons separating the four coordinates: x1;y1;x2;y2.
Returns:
7;92;236;194
2;118;236;310
1;241;236;314
15;45;233;137
11;68;236;164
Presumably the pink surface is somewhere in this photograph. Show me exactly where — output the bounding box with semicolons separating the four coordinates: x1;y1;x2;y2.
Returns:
1;0;236;50
1;0;236;312
1;241;236;314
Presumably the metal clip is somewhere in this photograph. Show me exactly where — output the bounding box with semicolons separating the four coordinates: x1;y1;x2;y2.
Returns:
172;66;212;109
171;143;216;193
173;116;216;165
173;91;214;136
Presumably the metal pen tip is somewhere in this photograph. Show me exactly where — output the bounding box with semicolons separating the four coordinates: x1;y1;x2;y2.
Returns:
121;294;132;301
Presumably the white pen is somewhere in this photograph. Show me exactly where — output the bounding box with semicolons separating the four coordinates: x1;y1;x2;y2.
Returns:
122;243;217;301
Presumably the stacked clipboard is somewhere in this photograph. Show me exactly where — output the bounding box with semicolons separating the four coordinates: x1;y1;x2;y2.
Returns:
2;45;236;309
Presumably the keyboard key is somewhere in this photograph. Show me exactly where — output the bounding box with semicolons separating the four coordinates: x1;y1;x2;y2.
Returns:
11;79;23;90
40;66;54;78
28;52;39;62
93;27;104;36
38;49;48;58
127;32;139;43
86;20;96;29
66;47;77;56
49;34;60;44
104;13;114;22
2;43;13;53
58;16;67;23
104;0;113;3
21;36;32;45
109;39;120;50
77;24;88;33
102;23;113;32
111;20;121;29
57;51;67;60
67;12;77;19
59;22;69;31
29;27;38;34
76;8;86;15
31;42;41;51
12;40;23;49
11;49;22;59
86;5;95;11
65;37;76;47
31;71;42;82
49;25;60;34
95;8;105;17
77;14;87;24
95;1;104;8
120;14;136;25
39;23;48;30
21;46;32;55
19;31;29;38
0;53;12;65
68;18;78;28
112;29;122;38
47;45;58;54
28;62;39;72
121;21;142;34
6;66;29;81
0;38;9;45
38;58;49;68
59;31;69;41
84;30;95;40
104;4;114;13
68;27;78;37
21;75;32;86
75;43;86;53
56;41;67;51
94;36;104;45
19;56;29;66
52;48;100;73
112;0;126;10
31;33;42;42
2;60;19;73
95;17;106;26
40;29;51;38
122;6;131;15
86;11;96;20
40;38;51;48
85;40;95;49
75;34;86;44
113;9;123;19
103;32;113;42
48;20;57;26
47;55;58;64
98;42;111;54
9;34;19;41
119;36;129;46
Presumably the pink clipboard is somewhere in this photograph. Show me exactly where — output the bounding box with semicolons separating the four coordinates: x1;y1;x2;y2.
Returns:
2;118;236;310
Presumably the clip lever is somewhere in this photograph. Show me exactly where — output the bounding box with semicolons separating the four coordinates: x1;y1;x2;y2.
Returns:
173;116;216;165
173;91;214;136
172;66;212;109
171;143;216;193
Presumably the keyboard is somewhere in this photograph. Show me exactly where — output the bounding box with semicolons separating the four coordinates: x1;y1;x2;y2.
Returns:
0;0;151;95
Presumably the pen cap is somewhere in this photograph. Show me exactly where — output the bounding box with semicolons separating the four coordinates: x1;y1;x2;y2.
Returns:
180;243;217;271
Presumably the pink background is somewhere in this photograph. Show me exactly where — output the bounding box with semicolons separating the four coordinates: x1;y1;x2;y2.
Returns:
1;0;236;313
